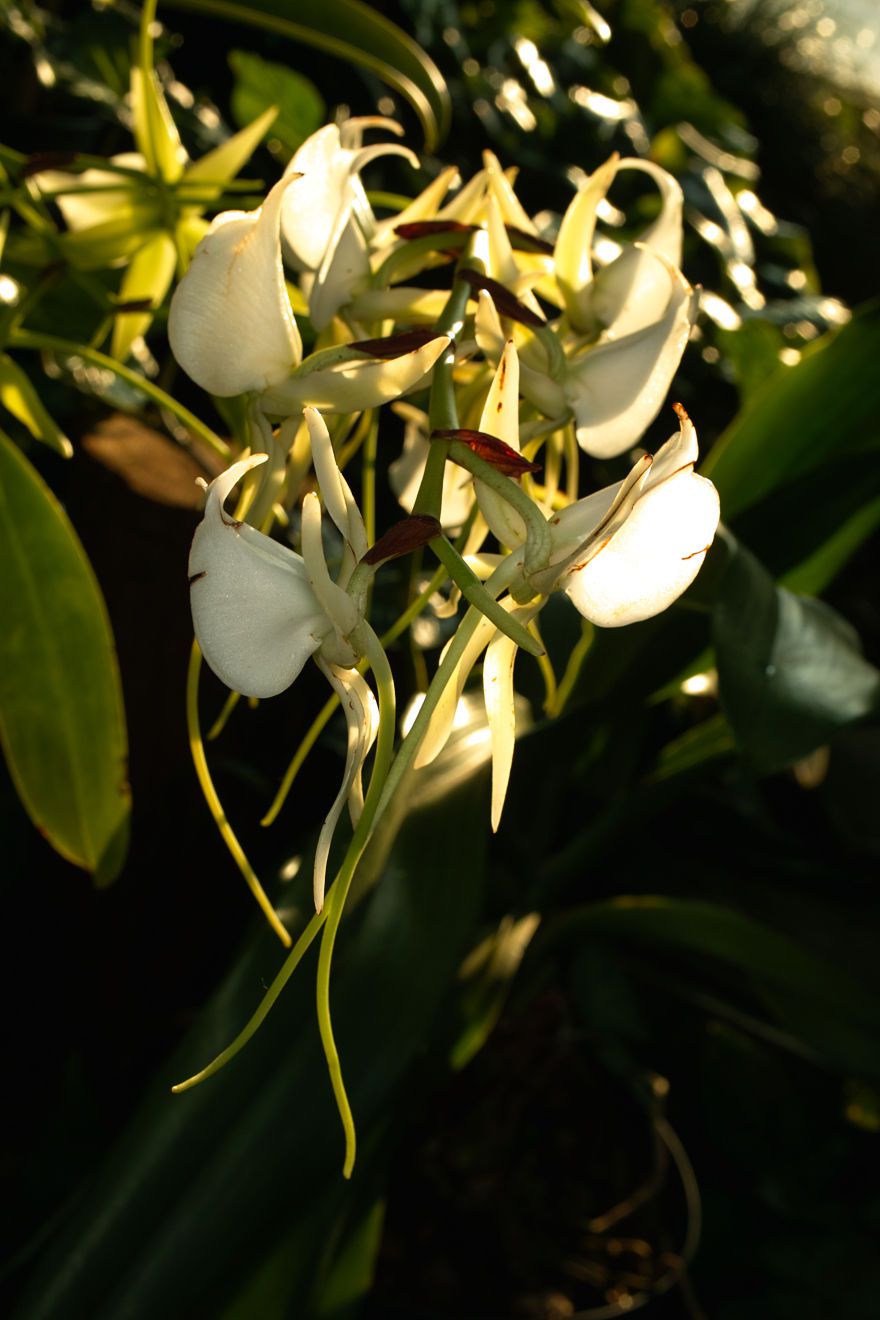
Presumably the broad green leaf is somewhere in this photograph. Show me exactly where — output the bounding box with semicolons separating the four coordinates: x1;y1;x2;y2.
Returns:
165;0;451;151
0;352;72;456
11;767;486;1316
703;301;880;518
712;536;880;772
228;52;323;158
111;231;178;362
183;104;279;195
555;897;880;1075
0;430;130;882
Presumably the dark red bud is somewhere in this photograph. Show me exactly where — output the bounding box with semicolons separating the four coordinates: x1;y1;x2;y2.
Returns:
21;151;77;178
505;225;554;255
459;269;547;328
349;328;441;359
362;514;442;565
394;220;477;240
432;428;541;478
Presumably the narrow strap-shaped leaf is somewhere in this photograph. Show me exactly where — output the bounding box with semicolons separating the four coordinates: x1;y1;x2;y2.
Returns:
0;430;130;882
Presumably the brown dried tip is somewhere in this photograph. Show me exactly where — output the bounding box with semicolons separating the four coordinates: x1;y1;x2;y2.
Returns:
349;328;442;359
432;428;541;478
115;298;154;314
504;225;554;255
672;401;691;424
21;151;77;178
362;514;442;565
459;269;547;329
394;220;477;240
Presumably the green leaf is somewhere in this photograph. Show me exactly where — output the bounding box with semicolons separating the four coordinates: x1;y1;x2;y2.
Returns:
165;0;450;151
111;231;178;362
552;896;880;1073
0;430;130;881
11;768;486;1316
0;352;72;457
228;52;323;158
712;536;880;773
703;301;880;519
183;104;278;195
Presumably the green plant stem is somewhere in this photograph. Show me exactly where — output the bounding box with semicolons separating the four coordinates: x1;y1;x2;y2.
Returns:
9;330;229;456
447;439;552;576
429;535;542;656
315;620;395;1176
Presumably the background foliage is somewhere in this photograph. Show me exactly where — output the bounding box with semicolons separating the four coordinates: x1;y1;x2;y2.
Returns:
1;0;879;1316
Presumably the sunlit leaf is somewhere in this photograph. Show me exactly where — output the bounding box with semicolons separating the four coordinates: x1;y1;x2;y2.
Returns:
0;352;72;456
0;430;130;882
228;52;323;158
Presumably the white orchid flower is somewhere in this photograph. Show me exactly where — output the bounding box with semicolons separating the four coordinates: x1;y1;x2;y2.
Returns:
543;404;720;625
169;176;302;397
280;119;419;329
260;333;451;417
475;260;697;460
189;410;379;911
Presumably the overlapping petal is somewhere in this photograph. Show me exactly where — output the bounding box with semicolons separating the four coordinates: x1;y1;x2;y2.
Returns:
169;176;301;396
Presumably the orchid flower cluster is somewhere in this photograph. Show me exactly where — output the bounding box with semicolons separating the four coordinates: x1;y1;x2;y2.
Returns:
169;116;720;1168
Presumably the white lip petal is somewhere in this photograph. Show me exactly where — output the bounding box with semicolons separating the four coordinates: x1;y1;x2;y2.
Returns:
646;404;699;488
308;210;371;331
565;469;720;627
566;266;696;458
189;457;327;698
169;176;301;396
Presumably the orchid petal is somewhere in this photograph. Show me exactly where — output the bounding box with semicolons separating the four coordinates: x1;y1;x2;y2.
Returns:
484;150;537;235
304;406;368;559
168;176;301;396
414;612;498;769
617;158;684;266
564;468;720;626
261;334;450;415
475;340;528;548
183;106;278;201
373;166;460;247
312;662;379;912
189;456;328;698
475;291;565;417
308;210;371;331
588;241;676;337
554;155;618;333
111;230;177;362
566;264;696;458
280;125;353;271
438;167;489;223
300;492;360;639
483;623;521;832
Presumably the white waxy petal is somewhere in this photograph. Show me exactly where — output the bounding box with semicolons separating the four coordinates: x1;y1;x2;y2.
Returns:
588;242;676;337
484;626;518;832
646;404;699;487
484;150;537;235
437;167;488;223
554;155;619;333
168;176;301;396
308;209;371;331
189;456;329;698
312;662;379;912
280;125;354;271
261;334;450;415
304;406;368;559
373;166;460;247
565;468;720;627
474;291;566;418
414;612;498;769
617;158;684;266
566;265;696;458
475;340;527;549
300;492;361;639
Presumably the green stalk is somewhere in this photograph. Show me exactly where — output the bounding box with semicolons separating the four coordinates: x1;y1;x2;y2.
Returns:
447;440;552;576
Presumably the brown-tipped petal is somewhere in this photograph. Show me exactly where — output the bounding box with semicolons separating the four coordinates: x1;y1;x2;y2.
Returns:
394;219;477;240
348;328;442;358
459;269;547;328
362;514;442;565
432;428;541;478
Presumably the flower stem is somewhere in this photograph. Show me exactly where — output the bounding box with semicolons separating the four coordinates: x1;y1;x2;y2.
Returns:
447;440;552;577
